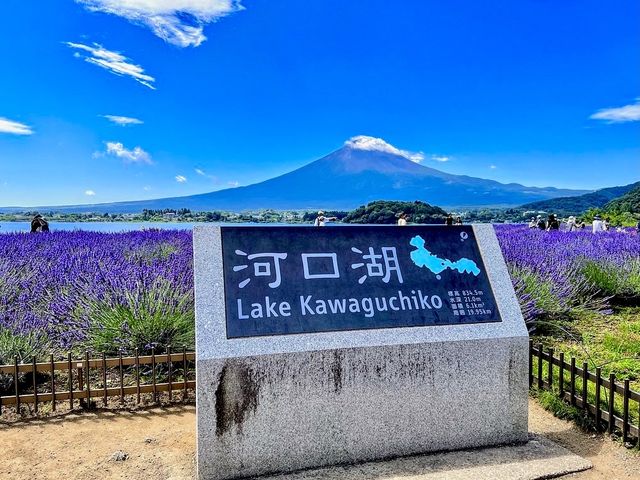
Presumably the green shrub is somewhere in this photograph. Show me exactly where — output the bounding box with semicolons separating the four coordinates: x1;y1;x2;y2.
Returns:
582;259;640;301
84;279;194;356
0;326;43;364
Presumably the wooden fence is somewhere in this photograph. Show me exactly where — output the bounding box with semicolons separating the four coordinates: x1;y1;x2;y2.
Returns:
2;341;639;447
530;341;639;446
0;347;195;414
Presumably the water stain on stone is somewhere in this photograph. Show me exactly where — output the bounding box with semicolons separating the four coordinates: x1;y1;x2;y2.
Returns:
215;360;260;437
330;350;344;393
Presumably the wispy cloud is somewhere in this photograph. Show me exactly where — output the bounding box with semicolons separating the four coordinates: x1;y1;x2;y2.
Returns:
143;185;152;191
76;0;245;48
195;167;218;182
104;141;153;164
66;42;156;89
431;155;450;163
590;98;640;123
175;175;187;183
227;181;239;187
103;114;143;126
85;190;96;196
489;165;497;170
0;117;33;135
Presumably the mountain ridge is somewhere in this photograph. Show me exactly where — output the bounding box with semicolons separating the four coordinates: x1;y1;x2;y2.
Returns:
1;136;590;213
519;181;640;215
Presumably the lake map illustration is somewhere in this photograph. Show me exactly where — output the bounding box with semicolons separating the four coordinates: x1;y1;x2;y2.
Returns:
409;235;481;277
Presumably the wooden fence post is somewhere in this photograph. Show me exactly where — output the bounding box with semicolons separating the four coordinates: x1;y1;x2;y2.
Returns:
168;345;173;402
595;367;601;430
537;344;543;390
183;345;188;402
548;348;554;391
622;380;630;443
135;348;140;405
528;339;533;388
68;352;73;409
152;347;157;403
32;356;38;413
85;351;91;408
570;357;576;406
14;357;20;413
119;351;124;405
559;352;565;398
608;373;615;434
50;354;56;412
582;362;589;409
102;352;108;407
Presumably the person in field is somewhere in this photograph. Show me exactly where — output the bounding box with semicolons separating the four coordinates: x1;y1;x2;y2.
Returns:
30;214;49;233
536;215;546;230
546;214;560;231
592;214;606;233
445;214;454;226
397;212;408;226
455;216;463;225
528;217;537;228
566;216;577;232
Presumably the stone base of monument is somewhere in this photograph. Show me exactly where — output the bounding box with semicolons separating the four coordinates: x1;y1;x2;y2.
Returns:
194;224;531;480
254;434;592;480
197;338;528;480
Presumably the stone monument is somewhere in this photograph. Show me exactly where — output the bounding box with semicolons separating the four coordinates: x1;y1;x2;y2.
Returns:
194;224;529;480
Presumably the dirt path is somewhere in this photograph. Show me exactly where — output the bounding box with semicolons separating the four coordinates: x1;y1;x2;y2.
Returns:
1;400;638;480
528;401;639;479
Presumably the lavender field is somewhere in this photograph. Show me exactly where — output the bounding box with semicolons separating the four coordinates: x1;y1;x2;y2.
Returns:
0;230;194;363
496;225;640;327
0;227;639;363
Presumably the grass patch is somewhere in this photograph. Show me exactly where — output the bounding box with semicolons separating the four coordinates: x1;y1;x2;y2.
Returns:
533;308;640;389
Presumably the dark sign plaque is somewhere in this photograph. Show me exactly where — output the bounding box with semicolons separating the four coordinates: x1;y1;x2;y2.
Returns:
220;225;501;338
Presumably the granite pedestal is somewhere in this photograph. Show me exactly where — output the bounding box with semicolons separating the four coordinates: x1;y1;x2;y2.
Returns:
194;224;529;480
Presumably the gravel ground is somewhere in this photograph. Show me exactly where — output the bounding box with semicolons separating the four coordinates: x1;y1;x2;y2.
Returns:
1;399;638;480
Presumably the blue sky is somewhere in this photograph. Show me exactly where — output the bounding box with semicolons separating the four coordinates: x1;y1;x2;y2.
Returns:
1;0;639;207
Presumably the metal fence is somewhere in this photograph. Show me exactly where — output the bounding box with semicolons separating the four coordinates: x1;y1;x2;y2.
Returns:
0;347;195;414
530;341;639;446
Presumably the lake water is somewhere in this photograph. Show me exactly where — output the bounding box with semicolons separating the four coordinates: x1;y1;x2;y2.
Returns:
0;221;209;233
0;221;338;233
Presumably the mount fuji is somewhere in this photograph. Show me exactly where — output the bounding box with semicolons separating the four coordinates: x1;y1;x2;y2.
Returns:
1;136;588;213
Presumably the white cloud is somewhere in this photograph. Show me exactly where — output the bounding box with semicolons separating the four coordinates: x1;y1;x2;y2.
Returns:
227;180;239;187
175;175;187;183
143;185;152;191
76;0;245;48
103;114;143;126
105;141;153;164
431;155;450;163
66;42;156;89
489;165;497;170
590;98;640;123
0;117;33;135
85;190;96;196
345;135;425;163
